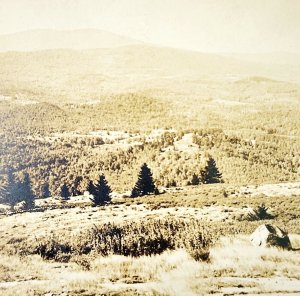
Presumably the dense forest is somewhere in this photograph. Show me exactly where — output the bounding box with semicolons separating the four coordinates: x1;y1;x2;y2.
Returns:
0;128;298;198
0;93;299;200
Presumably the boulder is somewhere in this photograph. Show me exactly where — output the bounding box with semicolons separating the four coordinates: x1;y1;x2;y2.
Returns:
250;224;292;250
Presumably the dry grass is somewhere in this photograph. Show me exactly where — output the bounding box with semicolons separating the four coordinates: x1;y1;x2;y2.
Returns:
0;254;46;282
209;236;300;279
0;183;299;295
1;236;299;295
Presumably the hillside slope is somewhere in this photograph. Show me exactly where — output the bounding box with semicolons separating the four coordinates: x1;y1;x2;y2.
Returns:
0;29;141;51
0;44;299;104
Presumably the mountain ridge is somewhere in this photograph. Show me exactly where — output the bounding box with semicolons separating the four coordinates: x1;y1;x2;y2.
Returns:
0;28;142;52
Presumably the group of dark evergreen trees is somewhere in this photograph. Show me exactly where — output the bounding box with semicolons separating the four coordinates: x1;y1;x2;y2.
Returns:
0;163;155;210
57;163;159;205
0;170;35;210
0;159;222;211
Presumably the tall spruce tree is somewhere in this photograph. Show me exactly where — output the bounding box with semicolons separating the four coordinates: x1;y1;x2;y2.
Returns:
3;170;20;210
20;173;35;210
131;163;157;197
90;175;112;206
60;183;70;200
201;157;223;184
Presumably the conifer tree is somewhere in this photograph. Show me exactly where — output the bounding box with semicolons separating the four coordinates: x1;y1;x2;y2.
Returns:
40;182;51;198
131;163;157;197
0;177;7;203
201;157;223;184
20;173;35;210
87;179;97;197
3;170;20;210
191;173;200;185
0;183;6;202
71;176;83;196
60;183;70;200
90;175;112;206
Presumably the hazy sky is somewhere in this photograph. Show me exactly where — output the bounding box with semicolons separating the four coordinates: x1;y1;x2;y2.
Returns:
0;0;299;53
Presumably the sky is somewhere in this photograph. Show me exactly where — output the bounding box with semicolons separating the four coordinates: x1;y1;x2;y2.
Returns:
0;0;299;53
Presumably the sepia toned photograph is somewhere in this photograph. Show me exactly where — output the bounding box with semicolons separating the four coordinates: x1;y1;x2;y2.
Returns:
0;0;299;295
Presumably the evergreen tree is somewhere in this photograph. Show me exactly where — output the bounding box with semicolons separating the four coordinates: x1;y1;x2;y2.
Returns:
3;170;20;210
201;157;223;184
40;182;51;198
21;173;35;210
191;173;200;185
86;179;97;196
90;175;112;206
71;176;83;196
60;183;70;200
0;177;7;202
131;163;157;197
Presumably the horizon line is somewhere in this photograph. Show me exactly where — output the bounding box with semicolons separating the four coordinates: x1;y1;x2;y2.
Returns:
0;27;299;55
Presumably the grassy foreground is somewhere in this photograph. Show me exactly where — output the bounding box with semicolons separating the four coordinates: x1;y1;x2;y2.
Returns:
0;236;299;295
0;185;299;295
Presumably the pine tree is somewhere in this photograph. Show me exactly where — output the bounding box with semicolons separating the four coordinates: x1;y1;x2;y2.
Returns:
201;157;223;184
3;170;20;210
60;183;70;200
86;179;97;197
0;176;7;203
40;182;51;198
191;173;200;185
90;175;112;206
20;173;35;210
131;163;157;197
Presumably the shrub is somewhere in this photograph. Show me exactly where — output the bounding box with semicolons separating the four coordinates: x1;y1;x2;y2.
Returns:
21;217;219;262
35;237;72;260
248;204;275;220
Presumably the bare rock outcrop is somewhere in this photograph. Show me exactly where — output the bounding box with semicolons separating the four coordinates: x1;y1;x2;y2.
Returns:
250;224;292;250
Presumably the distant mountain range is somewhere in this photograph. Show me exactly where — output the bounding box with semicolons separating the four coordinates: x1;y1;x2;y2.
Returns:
0;29;142;51
0;29;299;104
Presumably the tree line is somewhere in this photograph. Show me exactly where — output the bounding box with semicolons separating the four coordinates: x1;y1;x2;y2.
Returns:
0;163;157;211
0;160;222;212
2;123;297;196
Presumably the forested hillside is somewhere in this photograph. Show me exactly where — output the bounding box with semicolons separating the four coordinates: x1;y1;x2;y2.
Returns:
0;44;299;197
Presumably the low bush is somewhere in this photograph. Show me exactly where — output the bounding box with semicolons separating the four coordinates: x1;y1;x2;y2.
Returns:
21;217;221;262
84;218;213;260
248;203;275;221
